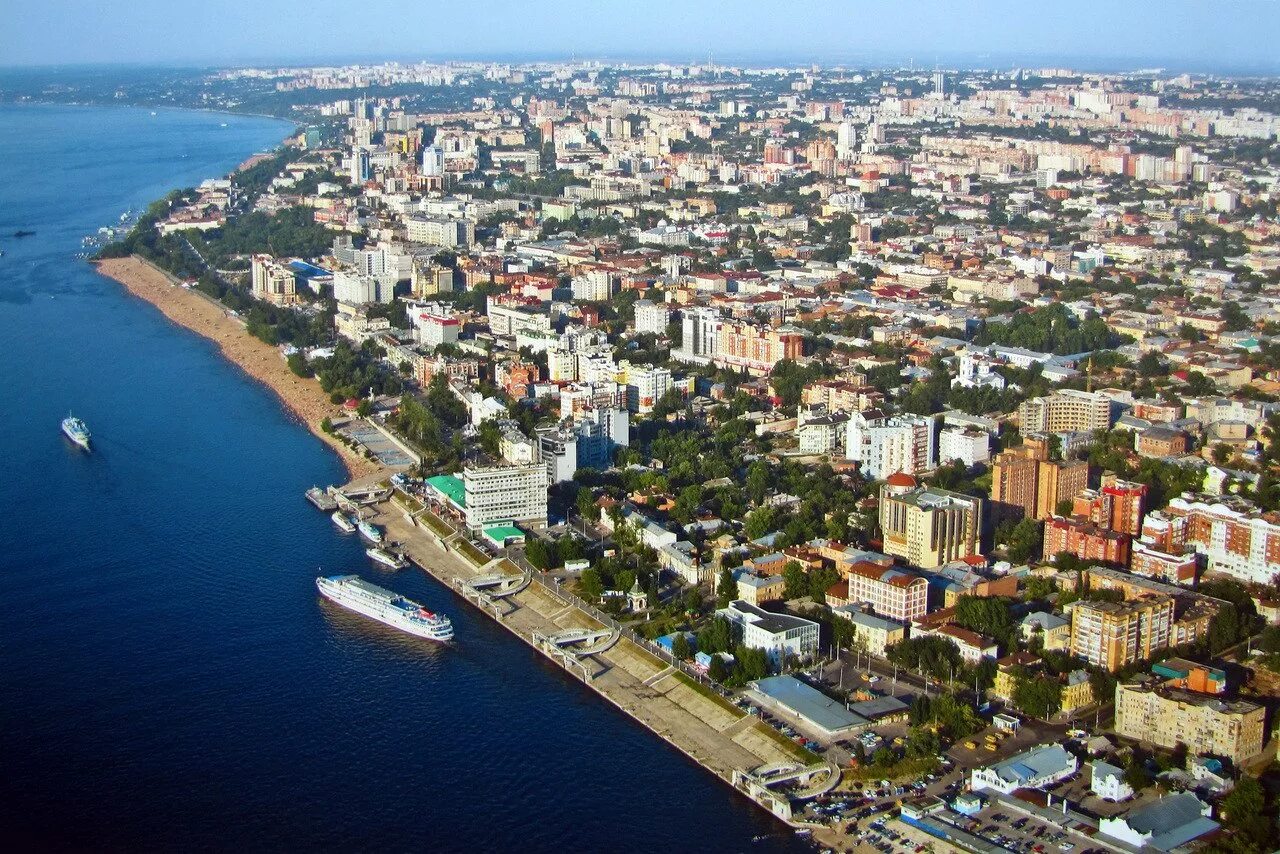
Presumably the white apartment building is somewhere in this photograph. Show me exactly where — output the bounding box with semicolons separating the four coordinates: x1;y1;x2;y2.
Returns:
488;302;552;337
633;299;671;335
674;306;721;365
938;426;991;467
333;270;393;305
717;601;820;666
571;268;617;302
407;301;459;348
626;365;672;414
1167;496;1280;585
797;412;849;455
462;463;548;531
406;215;475;248
1018;389;1112;433
845;411;937;479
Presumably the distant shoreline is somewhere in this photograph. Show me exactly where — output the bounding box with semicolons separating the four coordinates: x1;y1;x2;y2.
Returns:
94;255;379;481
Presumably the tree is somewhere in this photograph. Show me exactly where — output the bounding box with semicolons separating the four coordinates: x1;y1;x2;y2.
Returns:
672;632;693;660
708;654;729;683
1217;775;1271;850
1012;673;1063;719
697;616;735;655
579;568;604;600
1004;518;1044;563
1212;443;1233;465
716;567;736;608
783;560;808;600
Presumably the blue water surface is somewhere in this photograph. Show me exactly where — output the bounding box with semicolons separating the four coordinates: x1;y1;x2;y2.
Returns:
0;105;803;853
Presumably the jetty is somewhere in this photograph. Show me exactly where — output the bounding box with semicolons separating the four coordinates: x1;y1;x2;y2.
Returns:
358;487;838;829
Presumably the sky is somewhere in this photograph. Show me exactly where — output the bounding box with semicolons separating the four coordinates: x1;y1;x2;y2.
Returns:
2;0;1279;73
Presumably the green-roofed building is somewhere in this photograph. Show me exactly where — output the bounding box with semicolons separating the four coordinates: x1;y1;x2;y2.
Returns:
426;474;466;509
482;525;526;548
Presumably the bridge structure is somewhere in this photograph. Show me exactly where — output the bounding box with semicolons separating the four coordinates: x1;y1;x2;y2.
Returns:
530;626;621;682
731;760;842;822
450;568;531;619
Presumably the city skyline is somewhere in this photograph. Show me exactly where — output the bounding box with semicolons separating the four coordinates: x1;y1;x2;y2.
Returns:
4;0;1280;73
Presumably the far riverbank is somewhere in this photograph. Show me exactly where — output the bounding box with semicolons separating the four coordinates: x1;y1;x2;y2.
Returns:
94;255;380;480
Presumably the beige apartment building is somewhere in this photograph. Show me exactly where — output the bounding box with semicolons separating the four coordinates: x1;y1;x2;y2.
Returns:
1017;390;1112;434
1069;596;1174;672
879;474;982;569
1114;679;1266;764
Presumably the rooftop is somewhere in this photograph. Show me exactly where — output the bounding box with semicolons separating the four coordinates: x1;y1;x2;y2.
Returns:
752;675;867;736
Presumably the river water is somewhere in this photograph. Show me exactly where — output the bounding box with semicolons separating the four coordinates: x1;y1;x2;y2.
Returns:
0;104;804;852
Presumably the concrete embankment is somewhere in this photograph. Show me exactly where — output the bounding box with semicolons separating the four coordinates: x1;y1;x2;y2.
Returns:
369;494;828;825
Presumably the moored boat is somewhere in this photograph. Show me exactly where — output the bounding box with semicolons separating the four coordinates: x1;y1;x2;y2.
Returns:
366;547;408;569
315;574;453;641
332;511;357;533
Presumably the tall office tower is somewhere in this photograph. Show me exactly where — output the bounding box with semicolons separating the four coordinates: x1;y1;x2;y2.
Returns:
350;147;370;185
421;144;444;177
836;120;858;160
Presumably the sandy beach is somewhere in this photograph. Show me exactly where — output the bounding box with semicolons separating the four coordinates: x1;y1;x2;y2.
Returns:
95;255;380;480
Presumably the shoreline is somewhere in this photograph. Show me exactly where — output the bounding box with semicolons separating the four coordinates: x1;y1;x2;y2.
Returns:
94;255;379;481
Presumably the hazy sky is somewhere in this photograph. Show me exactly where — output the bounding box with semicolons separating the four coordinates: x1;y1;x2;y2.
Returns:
2;0;1278;72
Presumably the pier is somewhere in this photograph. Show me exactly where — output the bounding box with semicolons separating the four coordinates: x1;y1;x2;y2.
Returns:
357;489;834;829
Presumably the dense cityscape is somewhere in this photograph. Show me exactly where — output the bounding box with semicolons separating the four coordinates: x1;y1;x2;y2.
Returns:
12;53;1280;853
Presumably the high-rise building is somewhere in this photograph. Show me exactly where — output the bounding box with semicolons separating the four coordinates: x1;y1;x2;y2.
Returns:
250;255;301;307
462;463;548;532
991;439;1089;522
879;474;982;569
1163;495;1280;585
633;299;671;335
1072;477;1149;536
676;306;721;362
1068;596;1173;671
421;144;444;177
1018;390;1112;433
836;120;858;160
625;365;672;414
350;147;371;184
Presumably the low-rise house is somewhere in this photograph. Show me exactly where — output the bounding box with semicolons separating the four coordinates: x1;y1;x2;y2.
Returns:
1090;760;1135;802
970;743;1078;794
1098;793;1218;852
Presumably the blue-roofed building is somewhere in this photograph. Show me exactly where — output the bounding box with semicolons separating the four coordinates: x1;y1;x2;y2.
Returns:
749;675;868;739
970;743;1078;794
1099;793;1219;851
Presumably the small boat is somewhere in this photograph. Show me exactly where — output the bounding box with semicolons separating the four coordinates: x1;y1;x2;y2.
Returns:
61;414;91;451
356;518;383;543
14;230;35;238
366;547;408;569
331;511;356;533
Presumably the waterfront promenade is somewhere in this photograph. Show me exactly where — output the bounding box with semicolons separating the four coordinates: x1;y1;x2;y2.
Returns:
365;490;840;826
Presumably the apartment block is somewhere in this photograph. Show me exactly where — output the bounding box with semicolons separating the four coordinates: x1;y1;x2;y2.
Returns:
1045;516;1132;566
846;411;937;479
826;560;929;624
1165;495;1280;585
1069;596;1174;671
1018;390;1112;433
250;254;301;306
990;441;1088;522
1114;678;1265;764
